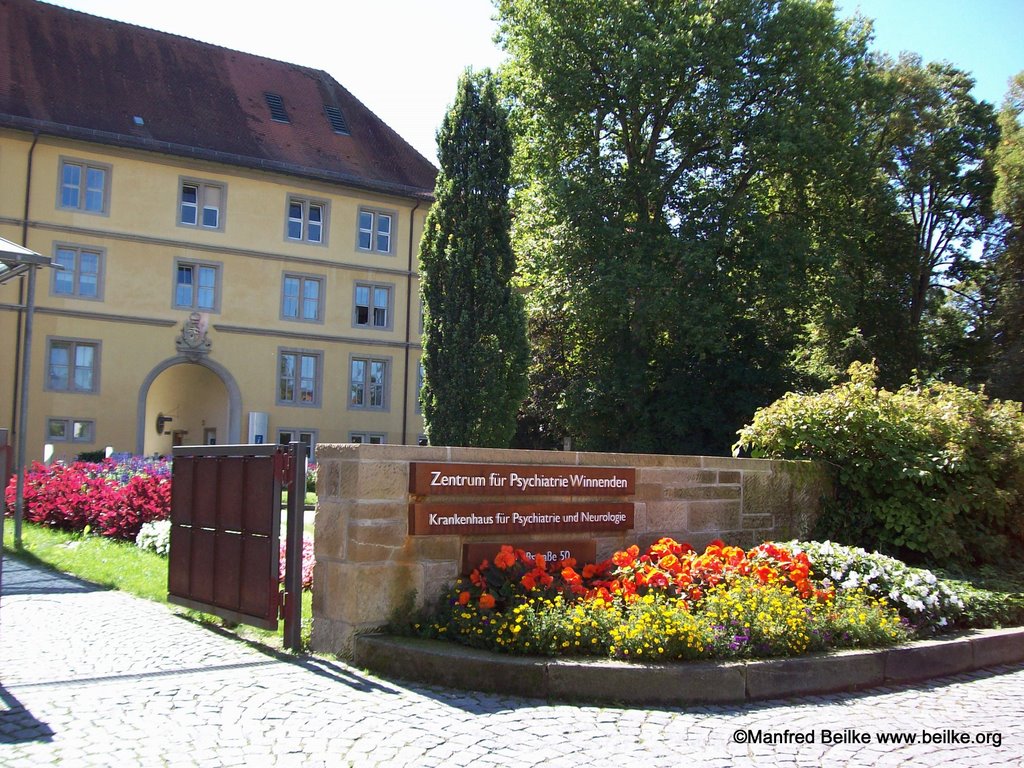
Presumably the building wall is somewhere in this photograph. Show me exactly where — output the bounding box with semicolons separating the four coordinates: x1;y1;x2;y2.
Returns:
312;443;832;656
0;129;428;463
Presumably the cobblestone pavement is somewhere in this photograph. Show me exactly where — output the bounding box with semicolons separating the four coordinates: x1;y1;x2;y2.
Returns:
2;557;1022;767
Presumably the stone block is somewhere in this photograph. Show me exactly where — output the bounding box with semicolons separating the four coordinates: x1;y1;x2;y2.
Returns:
742;470;792;517
575;451;644;467
346;519;407;562
969;627;1024;668
717;470;742;484
342;500;407;523
338;460;409;500
313;506;348;561
741;514;774;531
639;467;716;486
884;639;974;684
635;483;664;500
403;535;462;562
354;635;550;698
702;455;774;471
744;651;885;700
411;560;461;609
643;501;688;531
667;485;741;502
317;561;414;628
688;501;741;533
547;658;746;706
310;616;356;658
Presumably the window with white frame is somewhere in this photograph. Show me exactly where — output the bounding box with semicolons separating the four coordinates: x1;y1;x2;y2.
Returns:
278;350;322;406
287;197;326;244
353;282;392;329
282;274;324;322
179;180;224;229
59;158;109;213
46;338;99;393
349;356;388;409
349;432;386;444
47;417;95;443
278;428;317;459
52;245;103;299
357;208;393;253
174;260;220;311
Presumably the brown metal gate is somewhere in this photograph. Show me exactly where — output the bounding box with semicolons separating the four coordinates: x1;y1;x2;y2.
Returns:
168;443;304;649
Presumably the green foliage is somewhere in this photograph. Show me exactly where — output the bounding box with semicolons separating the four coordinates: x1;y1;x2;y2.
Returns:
736;362;1024;565
788;539;965;632
988;72;1024;400
499;0;891;454
419;68;529;448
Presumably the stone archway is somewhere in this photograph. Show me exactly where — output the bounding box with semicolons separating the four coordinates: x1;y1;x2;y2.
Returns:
136;356;242;456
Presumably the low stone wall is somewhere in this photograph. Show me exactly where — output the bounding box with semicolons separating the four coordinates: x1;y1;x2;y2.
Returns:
311;444;831;656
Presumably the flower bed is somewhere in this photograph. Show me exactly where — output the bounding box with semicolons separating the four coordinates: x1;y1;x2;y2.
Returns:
410;538;983;662
5;458;171;540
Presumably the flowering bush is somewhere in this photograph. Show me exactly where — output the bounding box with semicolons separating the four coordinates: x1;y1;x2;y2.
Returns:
787;539;964;632
5;458;171;541
136;519;172;556
416;538;911;661
279;534;316;591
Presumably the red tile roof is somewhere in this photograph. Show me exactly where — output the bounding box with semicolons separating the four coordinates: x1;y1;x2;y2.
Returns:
0;0;437;199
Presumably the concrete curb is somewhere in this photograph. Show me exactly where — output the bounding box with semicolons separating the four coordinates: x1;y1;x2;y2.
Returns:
352;626;1024;705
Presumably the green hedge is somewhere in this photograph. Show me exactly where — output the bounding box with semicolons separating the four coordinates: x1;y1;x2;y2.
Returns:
735;362;1024;566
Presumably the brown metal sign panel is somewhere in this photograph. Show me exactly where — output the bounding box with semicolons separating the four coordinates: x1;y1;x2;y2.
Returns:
409;502;633;535
242;457;277;535
169;456;195;526
409;463;635;497
461;540;598;574
216;459;245;531
168;447;282;630
240;536;276;618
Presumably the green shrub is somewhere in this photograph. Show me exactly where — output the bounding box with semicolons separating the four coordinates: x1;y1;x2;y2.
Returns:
735;361;1024;566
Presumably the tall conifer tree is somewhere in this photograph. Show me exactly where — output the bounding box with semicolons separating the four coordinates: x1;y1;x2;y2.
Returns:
419;69;528;447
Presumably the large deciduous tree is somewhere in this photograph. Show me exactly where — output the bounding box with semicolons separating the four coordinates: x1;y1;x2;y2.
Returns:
500;0;874;453
989;72;1024;400
874;54;1000;367
419;69;529;447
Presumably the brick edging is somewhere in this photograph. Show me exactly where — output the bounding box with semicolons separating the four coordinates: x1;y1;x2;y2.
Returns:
352;627;1024;705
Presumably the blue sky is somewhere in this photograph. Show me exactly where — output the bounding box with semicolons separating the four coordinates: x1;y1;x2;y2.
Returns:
48;1;1023;164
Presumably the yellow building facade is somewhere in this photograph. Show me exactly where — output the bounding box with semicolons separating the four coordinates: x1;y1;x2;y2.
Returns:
1;0;435;463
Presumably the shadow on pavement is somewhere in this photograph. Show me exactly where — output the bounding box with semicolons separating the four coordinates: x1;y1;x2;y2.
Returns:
0;684;54;745
1;556;106;596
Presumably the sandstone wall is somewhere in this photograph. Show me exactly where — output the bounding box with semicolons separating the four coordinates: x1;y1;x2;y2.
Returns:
311;444;831;656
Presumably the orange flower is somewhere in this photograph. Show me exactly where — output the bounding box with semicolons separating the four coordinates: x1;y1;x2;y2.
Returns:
478;592;496;610
521;572;536;591
457;591;471;605
494;545;516;570
613;545;639;568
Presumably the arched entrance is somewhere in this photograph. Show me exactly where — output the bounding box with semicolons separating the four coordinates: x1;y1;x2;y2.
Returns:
137;356;242;456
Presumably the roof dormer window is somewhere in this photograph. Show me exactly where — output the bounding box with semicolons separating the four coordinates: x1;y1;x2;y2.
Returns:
324;105;350;135
264;92;290;123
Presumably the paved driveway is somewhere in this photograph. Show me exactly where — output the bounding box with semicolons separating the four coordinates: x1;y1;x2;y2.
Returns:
1;557;1022;767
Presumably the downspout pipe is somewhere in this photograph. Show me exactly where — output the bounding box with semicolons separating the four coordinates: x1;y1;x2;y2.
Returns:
10;131;39;454
400;200;422;445
12;131;40;548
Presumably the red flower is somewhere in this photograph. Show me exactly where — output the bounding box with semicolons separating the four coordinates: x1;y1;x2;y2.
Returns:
478;593;496;610
458;591;471;605
494;545;516;570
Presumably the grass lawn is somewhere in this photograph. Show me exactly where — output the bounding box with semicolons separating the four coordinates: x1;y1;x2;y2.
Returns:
3;521;313;651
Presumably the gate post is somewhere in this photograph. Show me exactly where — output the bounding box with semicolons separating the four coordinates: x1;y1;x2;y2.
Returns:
282;441;304;652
